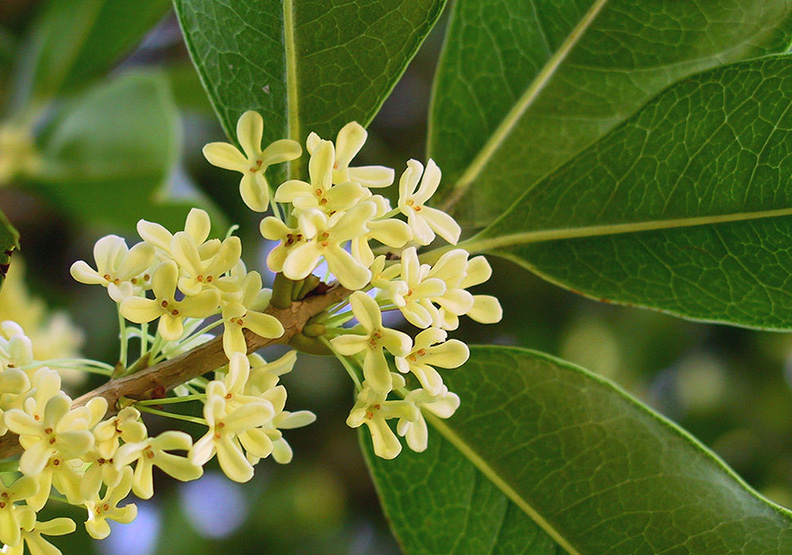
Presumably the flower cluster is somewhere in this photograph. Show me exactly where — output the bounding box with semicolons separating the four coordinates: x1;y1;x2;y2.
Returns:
0;111;500;551
206;113;502;459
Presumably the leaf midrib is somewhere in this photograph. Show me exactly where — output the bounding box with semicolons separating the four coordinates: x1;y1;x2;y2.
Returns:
283;0;300;180
461;206;792;256
440;0;610;213
425;412;582;555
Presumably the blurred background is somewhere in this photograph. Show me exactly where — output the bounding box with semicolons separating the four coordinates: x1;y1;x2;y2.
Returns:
2;1;792;553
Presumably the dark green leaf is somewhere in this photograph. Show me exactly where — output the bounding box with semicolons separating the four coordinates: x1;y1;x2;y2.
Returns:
0;209;19;291
174;0;445;174
11;0;170;105
29;72;205;231
364;346;792;554
429;0;792;225
453;55;792;330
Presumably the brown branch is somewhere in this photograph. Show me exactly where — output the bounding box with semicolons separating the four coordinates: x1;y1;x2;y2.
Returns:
0;284;350;459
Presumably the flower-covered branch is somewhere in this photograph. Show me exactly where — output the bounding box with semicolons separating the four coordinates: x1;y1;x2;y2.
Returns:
0;112;501;551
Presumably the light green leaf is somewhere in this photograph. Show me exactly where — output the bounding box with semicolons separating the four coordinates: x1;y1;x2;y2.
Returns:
429;0;792;225
448;54;792;330
29;72;203;231
11;0;171;106
0;209;19;291
364;346;792;554
174;0;445;174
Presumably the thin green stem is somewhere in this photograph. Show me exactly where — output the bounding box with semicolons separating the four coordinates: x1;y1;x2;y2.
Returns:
323;311;356;328
140;322;148;358
321;337;362;389
117;309;128;368
135;394;206;406
0;460;19;472
137;405;207;426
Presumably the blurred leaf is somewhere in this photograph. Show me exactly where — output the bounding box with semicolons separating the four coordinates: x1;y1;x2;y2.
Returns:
29;71;200;231
12;0;171;105
164;63;214;115
459;55;792;330
429;0;792;225
364;346;792;554
0;209;19;291
174;0;446;175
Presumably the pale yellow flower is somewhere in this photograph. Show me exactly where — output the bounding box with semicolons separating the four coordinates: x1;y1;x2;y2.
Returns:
306;122;394;187
70;235;155;302
1;509;74;555
203;111;302;212
330;292;412;393
84;466;137;540
347;375;418;460
137;207;212;258
274;139;368;214
394;328;468;395
113;431;202;499
282;203;376;289
120;260;220;341
0;476;38;547
219;271;283;357
397;159;461;245
397;388;460;453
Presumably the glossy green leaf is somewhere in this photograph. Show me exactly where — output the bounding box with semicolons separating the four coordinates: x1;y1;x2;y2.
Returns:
0;209;19;291
449;55;792;330
364;346;792;554
429;0;792;225
29;72;202;231
174;0;445;174
11;0;171;106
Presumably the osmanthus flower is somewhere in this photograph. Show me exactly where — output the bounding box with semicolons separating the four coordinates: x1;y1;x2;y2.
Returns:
93;407;147;460
397;388;460;453
282;203;377;290
170;231;242;296
6;394;107;477
458;255;503;324
0;367;30;434
0;476;39;547
241;383;316;466
424;250;503;329
246;351;297;394
394;328;469;395
137;208;213;259
113;431;203;500
259;217;306;274
218;270;283;357
347;375;420;460
83;466;137;540
2;509;75;555
27;454;84;511
387;247;447;329
397;159;461;245
351;196;413;268
189;394;275;483
306;121;394;187
206;353;266;411
120;260;221;341
330;291;412;394
203;110;302;212
274;139;368;214
70;235;155;302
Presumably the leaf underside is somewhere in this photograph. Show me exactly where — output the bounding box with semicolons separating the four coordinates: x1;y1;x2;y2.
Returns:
472;55;792;330
429;0;792;226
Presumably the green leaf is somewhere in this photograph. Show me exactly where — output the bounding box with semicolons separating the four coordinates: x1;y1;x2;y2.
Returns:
429;0;792;225
12;0;171;105
364;346;792;554
174;0;446;172
0;209;19;291
29;72;203;231
452;54;792;331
